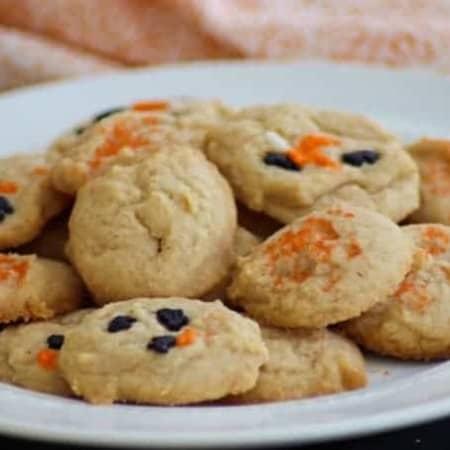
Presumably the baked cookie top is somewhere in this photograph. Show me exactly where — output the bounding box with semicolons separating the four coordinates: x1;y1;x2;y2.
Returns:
0;253;85;323
408;138;450;225
67;146;237;304
343;224;450;360
232;327;367;403
0;309;92;396
59;297;268;405
205;104;419;223
228;205;414;328
0;154;69;249
49;99;231;195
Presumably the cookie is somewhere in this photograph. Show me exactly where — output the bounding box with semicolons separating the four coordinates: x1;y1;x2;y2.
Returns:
59;297;268;405
17;213;69;261
231;327;367;403
205;104;419;224
49;99;230;195
407;138;450;225
0;309;92;396
342;224;450;360
0;154;69;249
228;205;415;328
0;253;84;323
67;146;237;304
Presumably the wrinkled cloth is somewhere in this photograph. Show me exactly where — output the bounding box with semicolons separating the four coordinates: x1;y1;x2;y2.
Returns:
0;0;449;91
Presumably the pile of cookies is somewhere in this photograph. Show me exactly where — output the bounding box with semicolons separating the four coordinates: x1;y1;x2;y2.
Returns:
0;98;448;405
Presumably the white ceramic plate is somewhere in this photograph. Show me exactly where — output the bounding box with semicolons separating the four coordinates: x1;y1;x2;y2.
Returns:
0;61;449;448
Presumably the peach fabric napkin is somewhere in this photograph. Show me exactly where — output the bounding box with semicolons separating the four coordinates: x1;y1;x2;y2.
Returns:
0;0;449;91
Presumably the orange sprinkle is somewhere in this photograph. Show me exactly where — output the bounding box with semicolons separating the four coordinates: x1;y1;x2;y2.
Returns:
0;255;29;284
0;181;18;194
287;135;341;169
176;327;197;347
265;218;339;285
394;273;431;313
31;166;49;176
37;349;58;371
132;100;169;112
347;240;362;258
327;208;355;218
422;227;449;255
89;121;150;170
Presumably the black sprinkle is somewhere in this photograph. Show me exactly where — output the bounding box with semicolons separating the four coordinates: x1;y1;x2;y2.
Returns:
342;150;380;167
156;308;189;331
107;315;137;333
0;196;14;222
92;107;125;123
74;125;87;135
47;334;65;350
147;335;176;354
0;197;14;214
263;152;300;171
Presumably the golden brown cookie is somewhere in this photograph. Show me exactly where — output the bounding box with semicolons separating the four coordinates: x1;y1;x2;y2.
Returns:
342;224;450;360
0;253;85;323
49;99;231;195
59;298;268;405
205;104;419;224
67;146;237;304
0;154;69;249
231;327;367;403
0;309;92;396
228;205;414;328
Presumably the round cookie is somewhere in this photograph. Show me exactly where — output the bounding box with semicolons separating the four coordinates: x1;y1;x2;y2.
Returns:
67;146;237;304
0;154;69;249
0;253;85;323
0;309;92;396
228;205;415;328
407;138;450;225
17;213;69;261
49;99;231;195
342;224;450;360
59;298;268;405
231;327;367;403
205;103;419;224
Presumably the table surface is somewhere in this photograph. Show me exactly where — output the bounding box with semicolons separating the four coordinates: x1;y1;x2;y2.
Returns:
0;416;447;449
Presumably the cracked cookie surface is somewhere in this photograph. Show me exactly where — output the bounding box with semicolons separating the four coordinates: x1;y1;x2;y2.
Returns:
59;298;268;405
342;224;450;360
205;104;419;224
49;99;231;195
67;146;237;304
228;205;414;328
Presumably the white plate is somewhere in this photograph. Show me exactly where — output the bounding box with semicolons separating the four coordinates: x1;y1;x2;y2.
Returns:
0;61;449;448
